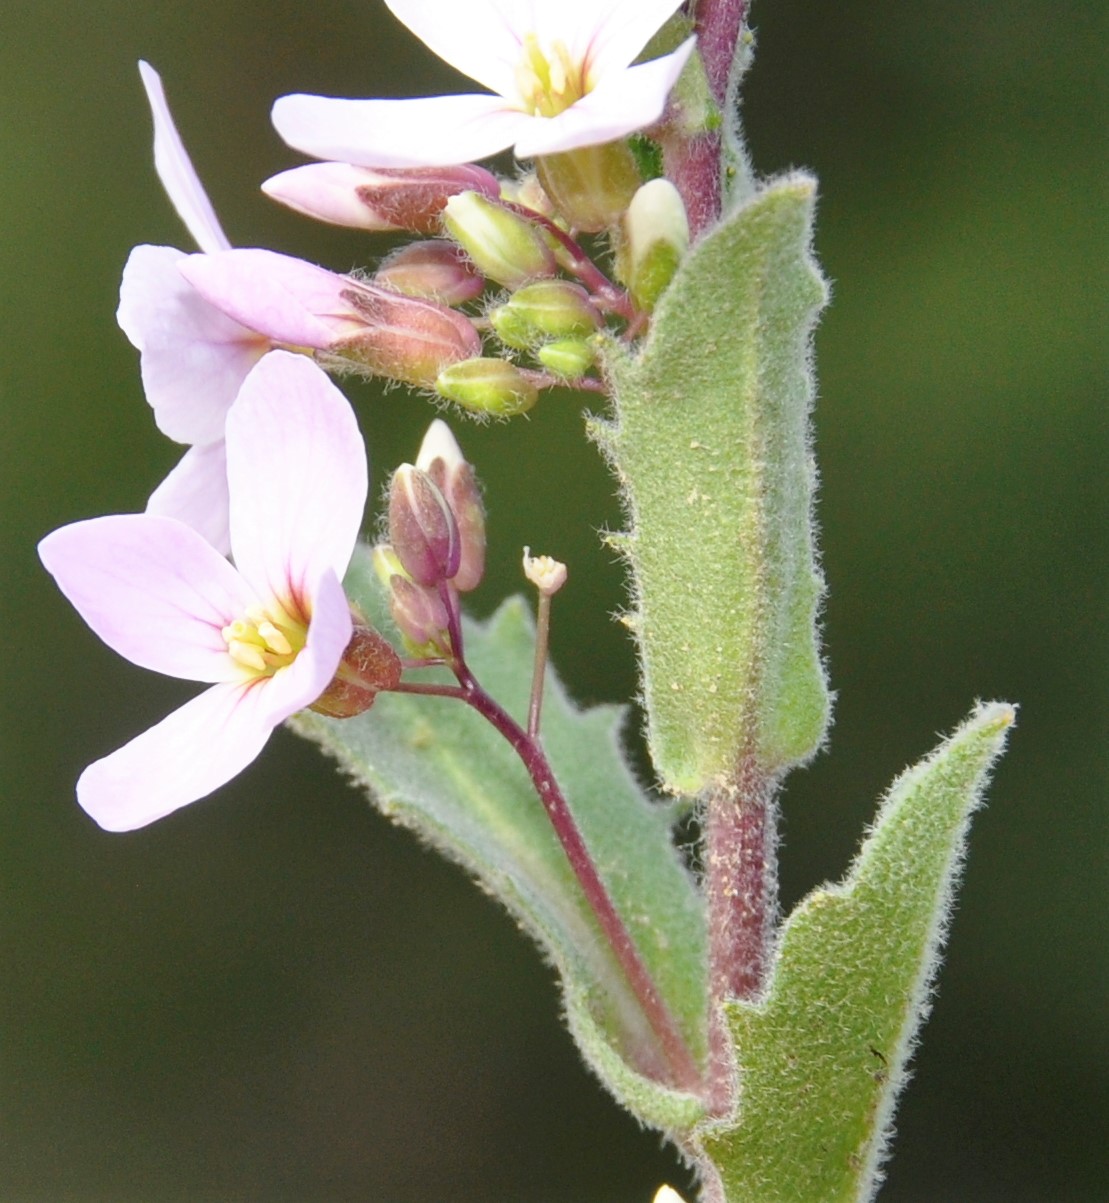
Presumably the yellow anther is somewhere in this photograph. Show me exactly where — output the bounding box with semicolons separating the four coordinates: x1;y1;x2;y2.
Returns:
515;35;586;118
226;639;267;673
257;621;293;656
222;605;307;678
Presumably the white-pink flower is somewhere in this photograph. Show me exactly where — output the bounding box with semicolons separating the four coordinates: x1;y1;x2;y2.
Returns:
118;62;271;552
272;0;696;167
38;353;367;831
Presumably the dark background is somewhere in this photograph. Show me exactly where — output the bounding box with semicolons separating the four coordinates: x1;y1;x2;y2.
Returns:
1;2;1103;1199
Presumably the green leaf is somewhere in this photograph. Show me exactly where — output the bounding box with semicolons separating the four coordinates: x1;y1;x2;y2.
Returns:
594;177;830;794
290;549;708;1133
697;703;1015;1202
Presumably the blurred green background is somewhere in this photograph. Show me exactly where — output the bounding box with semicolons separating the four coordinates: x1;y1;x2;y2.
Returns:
1;2;1103;1199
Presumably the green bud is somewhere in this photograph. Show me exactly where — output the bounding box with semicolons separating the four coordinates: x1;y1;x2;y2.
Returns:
489;280;602;350
442;191;556;289
536;143;641;233
436;357;539;418
536;338;596;380
617;178;690;312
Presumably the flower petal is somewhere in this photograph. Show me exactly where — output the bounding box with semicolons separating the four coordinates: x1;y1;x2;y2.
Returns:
253;567;353;729
118;244;268;445
76;680;276;831
178;248;364;348
272;91;527;168
512;37;696;157
138;61;231;255
146;441;232;555
261;163;406;231
576;0;688;77
383;0;529;98
39;514;256;682
225;352;367;610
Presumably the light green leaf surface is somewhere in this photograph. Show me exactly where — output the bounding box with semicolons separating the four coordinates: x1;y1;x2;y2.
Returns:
291;549;708;1132
698;703;1015;1202
594;177;830;795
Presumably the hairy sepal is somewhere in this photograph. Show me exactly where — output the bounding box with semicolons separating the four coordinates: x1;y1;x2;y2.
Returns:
594;176;829;795
696;703;1015;1202
290;548;708;1132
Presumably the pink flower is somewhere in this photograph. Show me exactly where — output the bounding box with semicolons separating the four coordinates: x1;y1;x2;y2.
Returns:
118;62;271;551
38;353;367;831
179;248;483;387
271;0;696;167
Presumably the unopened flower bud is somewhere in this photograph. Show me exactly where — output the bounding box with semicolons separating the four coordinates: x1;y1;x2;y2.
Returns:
536;144;641;233
310;619;402;717
523;547;568;596
416;420;486;592
374;241;484;306
442;191;556;289
436;358;539;418
388;465;460;587
262;162;501;234
337;284;482;387
489;280;602;350
389;574;452;651
536;337;596;380
617;178;689;312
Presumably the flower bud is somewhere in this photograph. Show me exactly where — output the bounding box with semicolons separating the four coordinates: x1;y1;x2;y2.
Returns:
442;192;556;289
374;241;484;306
536;143;641;233
489;280;602;350
337;284;482;387
388;465;460;587
536;337;596;380
416;420;486;592
388;574;452;651
310;619;402;717
617;178;689;312
435;358;538;418
262;162;501;234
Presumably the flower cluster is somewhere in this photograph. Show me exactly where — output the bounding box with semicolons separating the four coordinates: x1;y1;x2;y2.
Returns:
42;0;700;829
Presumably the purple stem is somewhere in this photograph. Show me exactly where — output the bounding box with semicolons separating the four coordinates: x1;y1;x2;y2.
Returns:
664;0;750;239
703;750;778;1109
454;664;703;1093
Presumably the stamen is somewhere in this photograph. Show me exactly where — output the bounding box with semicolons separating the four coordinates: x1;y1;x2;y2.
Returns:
221;605;307;678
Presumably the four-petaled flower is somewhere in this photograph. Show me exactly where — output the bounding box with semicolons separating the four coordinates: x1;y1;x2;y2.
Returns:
39;353;367;831
272;0;695;167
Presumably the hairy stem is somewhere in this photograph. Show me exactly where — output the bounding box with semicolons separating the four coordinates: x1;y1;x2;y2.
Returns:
665;0;750;238
457;665;704;1093
704;751;779;1108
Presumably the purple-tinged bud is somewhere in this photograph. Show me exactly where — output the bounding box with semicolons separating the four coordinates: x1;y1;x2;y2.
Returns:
416;420;486;593
489;280;602;350
436;358;539;418
536;337;596;380
262;162;501;234
536;144;641;233
337;283;482;387
442;192;556;289
617;178;689;312
388;465;461;587
388;574;452;651
375;241;485;306
310;619;402;717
